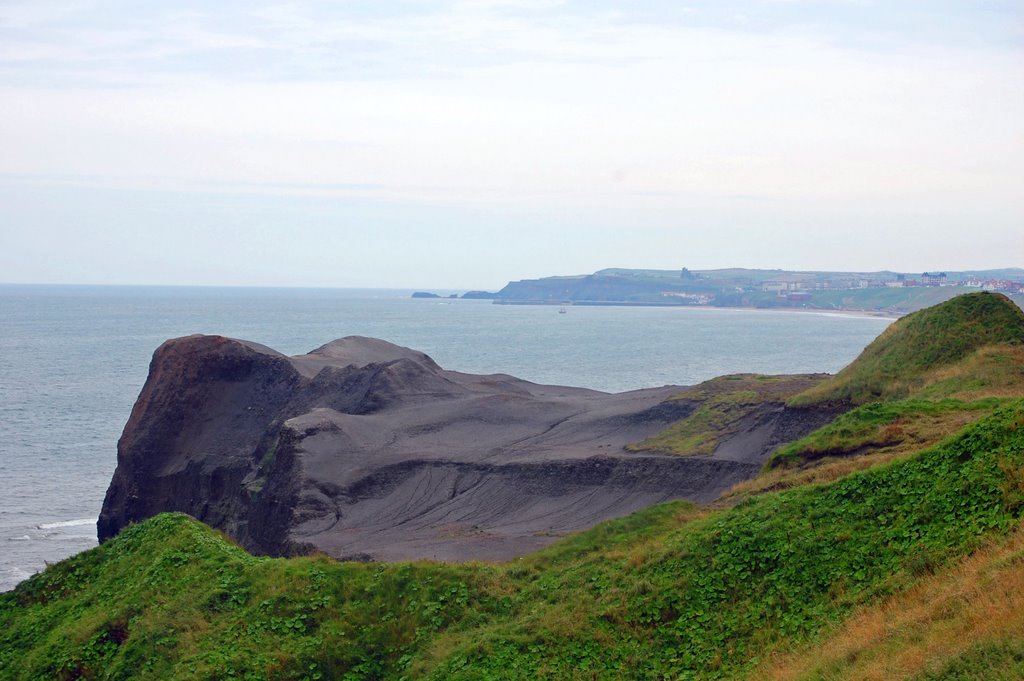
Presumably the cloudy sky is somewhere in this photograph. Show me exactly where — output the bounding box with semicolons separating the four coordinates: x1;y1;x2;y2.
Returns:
1;1;1021;288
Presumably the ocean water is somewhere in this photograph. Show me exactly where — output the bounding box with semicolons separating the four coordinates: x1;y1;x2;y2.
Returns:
0;284;893;591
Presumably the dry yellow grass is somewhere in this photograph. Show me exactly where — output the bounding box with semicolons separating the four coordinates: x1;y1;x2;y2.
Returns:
755;522;1024;680
920;344;1024;401
724;451;910;499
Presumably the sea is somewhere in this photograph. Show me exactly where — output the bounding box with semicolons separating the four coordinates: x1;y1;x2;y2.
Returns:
0;284;893;591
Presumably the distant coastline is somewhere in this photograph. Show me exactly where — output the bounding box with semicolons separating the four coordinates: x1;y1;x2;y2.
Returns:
483;266;1024;316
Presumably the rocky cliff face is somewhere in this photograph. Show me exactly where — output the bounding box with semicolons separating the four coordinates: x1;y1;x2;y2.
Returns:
99;335;825;561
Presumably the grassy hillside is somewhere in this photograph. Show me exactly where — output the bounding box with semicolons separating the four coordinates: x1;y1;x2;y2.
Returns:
790;292;1024;407
3;401;1024;680
758;521;1024;680
727;295;1024;496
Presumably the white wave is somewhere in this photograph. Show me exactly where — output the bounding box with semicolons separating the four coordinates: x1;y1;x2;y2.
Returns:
7;535;31;541
37;518;96;529
1;566;35;593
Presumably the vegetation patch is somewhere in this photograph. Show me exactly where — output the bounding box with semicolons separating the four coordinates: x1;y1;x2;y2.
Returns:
757;521;1024;680
0;515;506;681
628;373;823;456
766;398;999;470
916;344;1024;401
726;449;913;500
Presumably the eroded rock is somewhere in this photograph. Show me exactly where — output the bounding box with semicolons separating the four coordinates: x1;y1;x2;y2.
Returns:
99;335;822;561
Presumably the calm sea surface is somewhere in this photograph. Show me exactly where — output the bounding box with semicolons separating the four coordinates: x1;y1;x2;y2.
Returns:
0;284;893;591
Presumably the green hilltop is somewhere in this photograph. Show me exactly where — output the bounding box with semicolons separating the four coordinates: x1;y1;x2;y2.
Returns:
790;291;1024;407
4;293;1024;680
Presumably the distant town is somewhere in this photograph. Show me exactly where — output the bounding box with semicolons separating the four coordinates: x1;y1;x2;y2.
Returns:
754;271;1024;298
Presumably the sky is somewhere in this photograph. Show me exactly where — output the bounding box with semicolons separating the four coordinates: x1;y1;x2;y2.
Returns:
1;1;1022;289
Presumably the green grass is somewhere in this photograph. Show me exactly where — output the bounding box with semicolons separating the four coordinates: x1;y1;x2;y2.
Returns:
766;398;1002;470
0;516;504;680
4;402;1024;680
628;374;823;456
914;640;1024;681
790;292;1024;407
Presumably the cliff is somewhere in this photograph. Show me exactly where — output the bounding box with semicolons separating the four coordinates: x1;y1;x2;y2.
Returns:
98;335;826;561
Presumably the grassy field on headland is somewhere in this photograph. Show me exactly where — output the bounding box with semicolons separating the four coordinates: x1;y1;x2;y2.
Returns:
3;292;1024;680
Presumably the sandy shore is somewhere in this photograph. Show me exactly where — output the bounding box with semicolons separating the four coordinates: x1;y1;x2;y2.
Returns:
698;305;901;320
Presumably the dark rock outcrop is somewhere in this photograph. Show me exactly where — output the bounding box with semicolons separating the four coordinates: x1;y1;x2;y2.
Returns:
99;335;825;561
